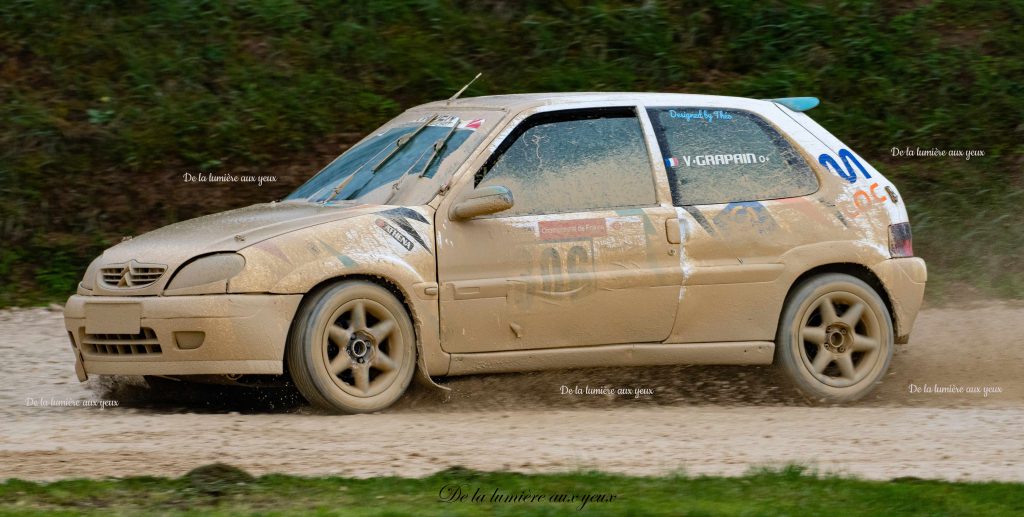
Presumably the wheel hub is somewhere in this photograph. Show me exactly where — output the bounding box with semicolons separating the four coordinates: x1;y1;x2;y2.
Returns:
346;332;375;364
824;323;850;353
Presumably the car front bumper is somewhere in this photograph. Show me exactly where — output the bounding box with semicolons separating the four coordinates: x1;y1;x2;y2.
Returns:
64;294;303;380
871;257;927;343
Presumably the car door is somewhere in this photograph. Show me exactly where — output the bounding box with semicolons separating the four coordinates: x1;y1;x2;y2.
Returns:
435;106;683;354
644;103;833;343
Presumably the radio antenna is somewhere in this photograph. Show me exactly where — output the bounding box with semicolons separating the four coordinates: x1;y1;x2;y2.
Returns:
447;72;482;104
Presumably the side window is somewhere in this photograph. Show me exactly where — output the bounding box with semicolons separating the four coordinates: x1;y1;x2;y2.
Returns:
647;107;818;206
476;108;656;216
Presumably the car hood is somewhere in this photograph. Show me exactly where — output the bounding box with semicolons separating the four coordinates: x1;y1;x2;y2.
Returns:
98;201;384;267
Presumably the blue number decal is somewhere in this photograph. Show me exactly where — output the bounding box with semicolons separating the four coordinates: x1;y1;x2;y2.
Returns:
818;149;869;183
839;149;871;180
818;154;855;183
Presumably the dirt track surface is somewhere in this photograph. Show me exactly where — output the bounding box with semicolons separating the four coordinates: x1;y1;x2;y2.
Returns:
1;302;1022;482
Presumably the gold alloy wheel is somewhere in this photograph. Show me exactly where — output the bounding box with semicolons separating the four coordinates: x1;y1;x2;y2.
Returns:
796;291;883;388
776;273;894;403
321;298;405;398
288;281;416;413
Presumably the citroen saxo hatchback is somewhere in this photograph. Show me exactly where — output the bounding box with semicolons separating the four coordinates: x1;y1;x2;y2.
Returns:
65;93;927;412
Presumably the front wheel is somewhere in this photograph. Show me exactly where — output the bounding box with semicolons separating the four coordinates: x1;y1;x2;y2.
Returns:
775;273;894;403
287;280;416;413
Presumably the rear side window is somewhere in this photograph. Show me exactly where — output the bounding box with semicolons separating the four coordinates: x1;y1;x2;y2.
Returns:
647;107;818;206
476;108;656;216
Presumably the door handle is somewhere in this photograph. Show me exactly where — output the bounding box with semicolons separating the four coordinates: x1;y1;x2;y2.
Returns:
665;218;681;244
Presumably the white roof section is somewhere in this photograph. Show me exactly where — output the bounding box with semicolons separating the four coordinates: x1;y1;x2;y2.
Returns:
415;92;779;112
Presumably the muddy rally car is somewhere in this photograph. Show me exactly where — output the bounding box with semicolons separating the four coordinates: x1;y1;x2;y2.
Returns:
64;93;926;412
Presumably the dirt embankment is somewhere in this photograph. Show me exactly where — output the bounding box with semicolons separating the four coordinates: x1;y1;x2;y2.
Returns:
1;302;1021;481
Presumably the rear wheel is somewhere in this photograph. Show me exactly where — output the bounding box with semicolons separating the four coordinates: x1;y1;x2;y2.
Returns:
287;280;416;413
775;273;893;403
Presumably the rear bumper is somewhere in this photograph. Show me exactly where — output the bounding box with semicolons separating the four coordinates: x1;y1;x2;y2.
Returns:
870;257;927;342
64;294;302;378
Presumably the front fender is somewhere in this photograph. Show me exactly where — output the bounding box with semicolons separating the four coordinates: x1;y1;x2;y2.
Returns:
229;208;436;293
227;207;449;375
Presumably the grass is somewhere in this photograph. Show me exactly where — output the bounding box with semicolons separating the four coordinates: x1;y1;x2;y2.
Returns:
1;465;1022;516
894;161;1024;300
0;1;1021;305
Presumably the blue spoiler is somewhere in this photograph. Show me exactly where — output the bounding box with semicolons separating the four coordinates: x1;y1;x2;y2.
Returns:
769;97;820;112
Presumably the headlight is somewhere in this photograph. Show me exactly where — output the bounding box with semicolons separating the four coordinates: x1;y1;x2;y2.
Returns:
165;253;245;294
79;256;102;292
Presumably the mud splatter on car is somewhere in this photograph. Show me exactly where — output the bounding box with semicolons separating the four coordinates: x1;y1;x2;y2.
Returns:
64;93;926;412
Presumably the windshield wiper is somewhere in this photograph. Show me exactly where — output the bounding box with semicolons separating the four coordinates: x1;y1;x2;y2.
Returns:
320;174;357;205
371;113;437;173
319;115;438;204
417;117;459;178
382;118;460;204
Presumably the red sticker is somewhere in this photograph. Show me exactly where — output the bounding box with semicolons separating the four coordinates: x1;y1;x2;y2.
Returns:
539;218;607;241
460;118;484;130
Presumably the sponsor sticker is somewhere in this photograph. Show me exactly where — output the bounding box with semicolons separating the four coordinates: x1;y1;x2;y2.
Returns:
459;118;484;130
375;218;414;251
539;218;607;241
412;114;462;127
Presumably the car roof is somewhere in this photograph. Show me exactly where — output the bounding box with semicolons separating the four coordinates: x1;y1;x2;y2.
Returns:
414;92;772;111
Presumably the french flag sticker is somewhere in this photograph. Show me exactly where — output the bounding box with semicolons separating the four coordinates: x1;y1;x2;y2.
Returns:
665;156;679;168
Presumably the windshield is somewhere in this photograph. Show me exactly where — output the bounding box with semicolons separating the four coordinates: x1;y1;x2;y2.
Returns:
286;110;498;206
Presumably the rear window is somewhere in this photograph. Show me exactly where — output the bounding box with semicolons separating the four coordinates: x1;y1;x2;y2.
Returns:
647;107;818;206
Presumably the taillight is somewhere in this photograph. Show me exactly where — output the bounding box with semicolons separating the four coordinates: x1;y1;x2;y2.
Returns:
888;222;913;258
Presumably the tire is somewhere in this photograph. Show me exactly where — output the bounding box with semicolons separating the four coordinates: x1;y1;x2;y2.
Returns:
775;273;894;403
287;280;416;413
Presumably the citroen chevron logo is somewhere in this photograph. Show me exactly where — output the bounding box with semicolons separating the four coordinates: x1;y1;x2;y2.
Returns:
117;263;134;287
102;260;165;289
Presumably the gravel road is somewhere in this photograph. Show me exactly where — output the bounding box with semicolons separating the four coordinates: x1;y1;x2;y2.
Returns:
1;303;1021;482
